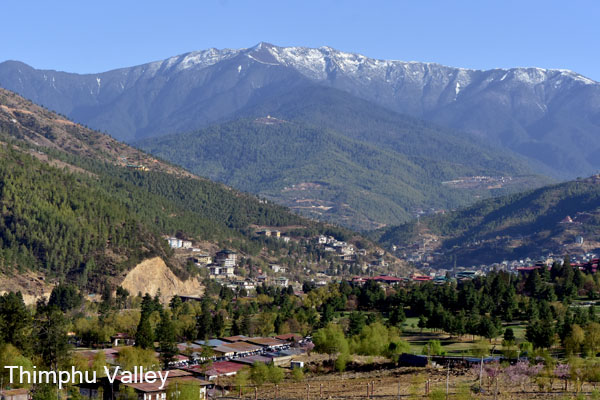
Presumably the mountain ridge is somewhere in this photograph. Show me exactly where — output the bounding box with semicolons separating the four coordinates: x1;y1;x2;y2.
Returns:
2;42;600;178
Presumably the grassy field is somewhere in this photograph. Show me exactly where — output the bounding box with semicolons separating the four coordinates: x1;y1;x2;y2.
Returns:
400;317;528;357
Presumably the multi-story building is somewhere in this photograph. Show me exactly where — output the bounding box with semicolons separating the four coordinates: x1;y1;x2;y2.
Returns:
215;249;237;268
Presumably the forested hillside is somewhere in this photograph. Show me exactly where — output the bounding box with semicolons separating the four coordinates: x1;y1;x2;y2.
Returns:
138;98;548;230
0;88;368;291
0;146;169;286
376;176;600;266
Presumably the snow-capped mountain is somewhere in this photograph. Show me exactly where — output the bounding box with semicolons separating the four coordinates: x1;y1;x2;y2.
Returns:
1;42;599;177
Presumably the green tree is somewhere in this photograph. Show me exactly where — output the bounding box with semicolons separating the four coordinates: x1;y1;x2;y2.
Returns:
250;362;269;387
584;322;600;356
117;347;158;370
34;301;70;369
388;307;406;327
526;317;555;349
385;339;411;362
166;379;203;400
156;311;177;368
312;323;349;359
0;344;34;388
422;340;446;356
291;367;304;382
418;315;427;332
347;312;366;336
233;367;250;394
267;365;284;384
135;314;154;350
31;384;58;400
0;292;32;353
565;324;585;356
334;351;350;372
503;327;515;342
116;287;130;309
478;315;499;341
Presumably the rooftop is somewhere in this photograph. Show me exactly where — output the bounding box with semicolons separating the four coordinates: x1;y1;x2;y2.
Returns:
245;337;286;347
220;335;250;343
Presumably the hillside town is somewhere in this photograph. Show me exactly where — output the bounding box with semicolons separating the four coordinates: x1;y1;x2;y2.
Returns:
164;230;407;291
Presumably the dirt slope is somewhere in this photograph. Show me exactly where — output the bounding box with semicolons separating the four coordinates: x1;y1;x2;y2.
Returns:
0;271;53;305
120;257;203;302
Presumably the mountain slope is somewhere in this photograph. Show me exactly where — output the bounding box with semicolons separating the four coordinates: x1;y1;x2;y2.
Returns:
232;85;558;177
137;107;548;230
0;88;376;290
1;43;599;177
0;146;171;286
375;176;600;267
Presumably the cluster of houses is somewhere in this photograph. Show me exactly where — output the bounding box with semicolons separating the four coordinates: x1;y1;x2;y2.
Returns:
187;249;237;278
316;235;361;259
349;269;483;287
256;229;291;243
177;334;309;379
169;239;290;285
78;368;210;400
314;236;393;272
69;333;309;400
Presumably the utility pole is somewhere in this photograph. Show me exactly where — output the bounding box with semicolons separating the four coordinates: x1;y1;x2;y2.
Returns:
446;362;450;400
479;356;484;388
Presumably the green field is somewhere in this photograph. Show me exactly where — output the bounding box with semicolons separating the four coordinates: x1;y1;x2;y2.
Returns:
400;317;528;357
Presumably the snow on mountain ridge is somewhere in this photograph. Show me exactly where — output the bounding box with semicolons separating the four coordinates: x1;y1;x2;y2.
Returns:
244;43;597;90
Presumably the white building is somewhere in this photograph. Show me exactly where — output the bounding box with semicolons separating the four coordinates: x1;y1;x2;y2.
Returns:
270;264;286;273
167;237;182;248
209;265;235;277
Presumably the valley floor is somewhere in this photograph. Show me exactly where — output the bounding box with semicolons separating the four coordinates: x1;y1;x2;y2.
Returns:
237;363;589;399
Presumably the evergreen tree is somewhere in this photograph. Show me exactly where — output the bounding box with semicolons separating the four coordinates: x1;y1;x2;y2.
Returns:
156;311;177;368
241;314;252;335
34;300;70;369
196;310;213;339
48;284;83;312
135;314;154;350
388;307;406;328
116;287;130;309
348;312;366;336
0;292;32;353
503;327;515;342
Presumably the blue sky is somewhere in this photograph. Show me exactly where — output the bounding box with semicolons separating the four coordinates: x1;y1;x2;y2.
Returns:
3;0;599;80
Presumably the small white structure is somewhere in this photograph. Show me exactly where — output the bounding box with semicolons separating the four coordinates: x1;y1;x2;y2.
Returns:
270;264;286;273
167;237;182;248
209;265;235;277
